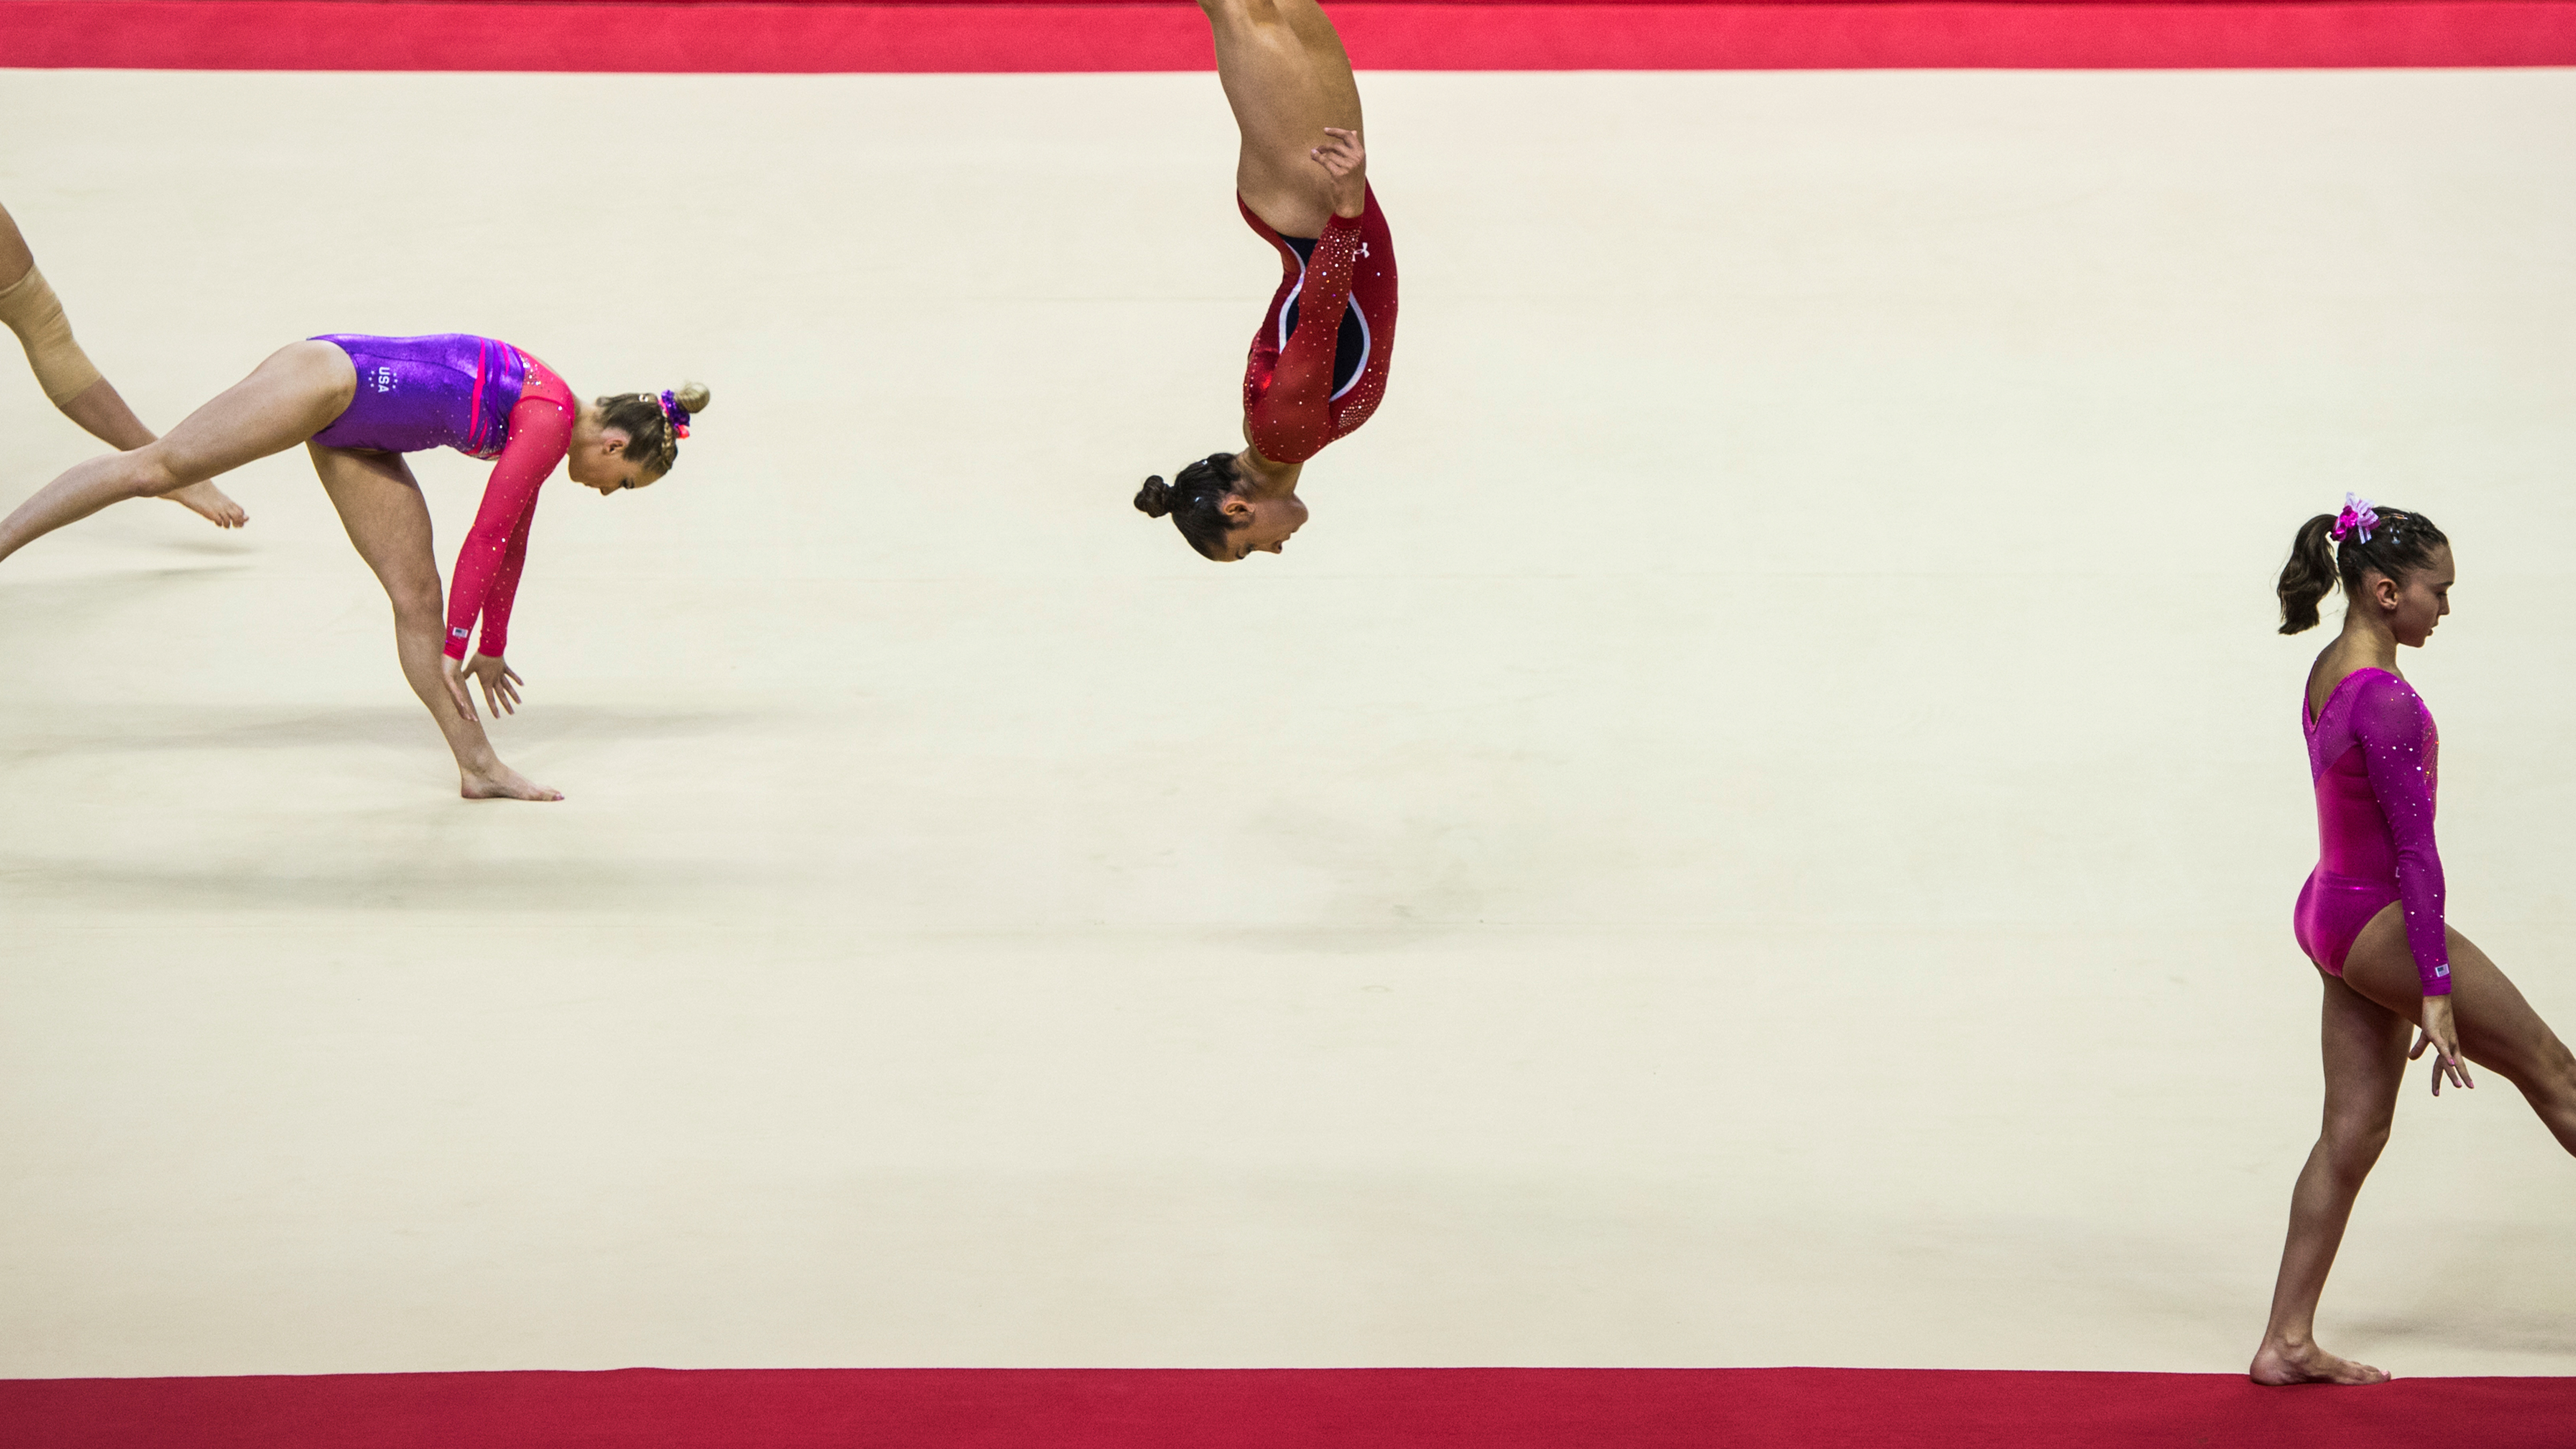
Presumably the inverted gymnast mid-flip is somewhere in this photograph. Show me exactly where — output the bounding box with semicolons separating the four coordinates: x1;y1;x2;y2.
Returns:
2253;497;2576;1385
1133;0;1396;561
1;201;246;531
0;333;708;802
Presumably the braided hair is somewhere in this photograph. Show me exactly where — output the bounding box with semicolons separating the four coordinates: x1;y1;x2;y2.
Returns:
1133;452;1242;560
596;381;711;480
2277;500;2449;635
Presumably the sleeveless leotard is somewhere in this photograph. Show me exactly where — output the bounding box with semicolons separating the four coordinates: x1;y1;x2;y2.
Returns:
1240;185;1397;465
2293;667;2451;994
309;333;577;663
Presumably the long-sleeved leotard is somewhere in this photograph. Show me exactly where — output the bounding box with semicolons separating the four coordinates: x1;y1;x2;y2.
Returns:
1240;185;1397;465
2294;667;2450;995
308;333;576;662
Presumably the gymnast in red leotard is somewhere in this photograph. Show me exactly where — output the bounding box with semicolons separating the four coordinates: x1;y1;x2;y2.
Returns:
0;334;709;801
2252;497;2576;1386
1133;0;1397;561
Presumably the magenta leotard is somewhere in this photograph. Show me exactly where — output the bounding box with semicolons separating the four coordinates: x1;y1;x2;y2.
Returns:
309;333;576;662
2294;667;2451;994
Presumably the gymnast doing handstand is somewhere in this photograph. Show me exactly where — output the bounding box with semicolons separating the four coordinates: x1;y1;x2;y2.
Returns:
1133;0;1397;561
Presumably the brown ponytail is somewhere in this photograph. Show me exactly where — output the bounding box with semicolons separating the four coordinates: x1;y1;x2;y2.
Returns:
2277;514;2340;634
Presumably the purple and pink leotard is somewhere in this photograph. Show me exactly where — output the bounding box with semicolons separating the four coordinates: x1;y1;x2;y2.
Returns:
308;333;576;663
2294;667;2451;995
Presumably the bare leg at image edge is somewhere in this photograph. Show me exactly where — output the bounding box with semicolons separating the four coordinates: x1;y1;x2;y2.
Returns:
2251;914;2576;1383
0;201;245;529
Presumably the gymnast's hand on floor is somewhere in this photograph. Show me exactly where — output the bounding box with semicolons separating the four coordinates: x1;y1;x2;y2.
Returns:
2408;995;2473;1096
1313;127;1367;219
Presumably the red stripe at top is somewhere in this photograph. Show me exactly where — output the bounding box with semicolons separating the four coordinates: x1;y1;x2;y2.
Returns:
5;2;2576;72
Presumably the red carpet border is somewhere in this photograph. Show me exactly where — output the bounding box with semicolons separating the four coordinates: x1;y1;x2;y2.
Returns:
7;0;2576;70
3;1367;2573;1447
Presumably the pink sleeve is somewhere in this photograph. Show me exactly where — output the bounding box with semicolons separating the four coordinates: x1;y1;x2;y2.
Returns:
472;506;538;661
444;392;571;661
1245;211;1363;466
2353;674;2451;996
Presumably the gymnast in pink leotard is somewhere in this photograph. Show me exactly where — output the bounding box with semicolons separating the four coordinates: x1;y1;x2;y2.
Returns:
2294;663;2447;995
2252;497;2576;1388
0;335;711;801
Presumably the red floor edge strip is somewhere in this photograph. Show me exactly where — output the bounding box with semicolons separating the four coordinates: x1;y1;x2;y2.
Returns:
3;1367;2572;1449
5;1;2576;71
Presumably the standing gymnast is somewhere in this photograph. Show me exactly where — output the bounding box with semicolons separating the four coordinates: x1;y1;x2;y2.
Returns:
0;200;246;530
0;334;708;802
1133;0;1396;561
2253;497;2576;1384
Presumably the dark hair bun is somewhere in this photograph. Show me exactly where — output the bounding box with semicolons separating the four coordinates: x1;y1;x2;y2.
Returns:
1134;475;1173;518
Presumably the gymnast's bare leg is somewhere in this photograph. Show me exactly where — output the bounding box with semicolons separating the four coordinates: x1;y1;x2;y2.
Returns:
1203;0;1363;244
0;342;340;565
2251;914;2576;1384
0;200;246;529
308;443;559;801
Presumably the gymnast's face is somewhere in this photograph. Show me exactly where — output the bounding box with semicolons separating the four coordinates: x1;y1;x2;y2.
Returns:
571;428;655;494
1219;491;1308;560
2377;545;2454;648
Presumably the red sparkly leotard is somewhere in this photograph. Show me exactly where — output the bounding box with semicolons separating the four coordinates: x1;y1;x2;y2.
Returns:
2293;667;2450;994
1240;185;1397;465
309;333;577;662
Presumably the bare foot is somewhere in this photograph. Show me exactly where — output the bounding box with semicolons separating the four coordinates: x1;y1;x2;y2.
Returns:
165;480;247;529
2250;1339;2389;1385
460;764;564;802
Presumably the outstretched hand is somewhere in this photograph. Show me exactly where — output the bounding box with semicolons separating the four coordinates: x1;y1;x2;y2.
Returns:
463;654;525;718
2409;994;2473;1095
441;653;525;724
1311;127;1367;219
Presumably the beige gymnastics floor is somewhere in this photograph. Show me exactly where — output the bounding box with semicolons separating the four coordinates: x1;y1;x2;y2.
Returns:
1;66;2571;1380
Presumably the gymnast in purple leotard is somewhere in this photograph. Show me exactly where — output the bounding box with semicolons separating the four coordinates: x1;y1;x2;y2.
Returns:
311;333;532;459
0;333;711;802
2251;497;2576;1389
